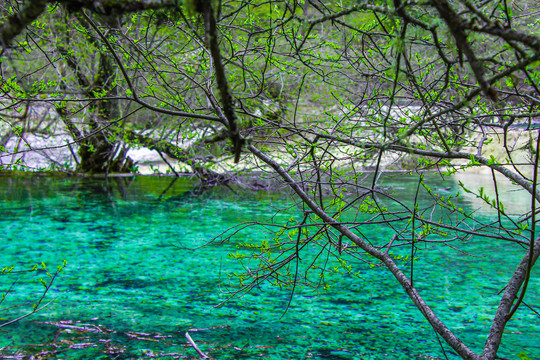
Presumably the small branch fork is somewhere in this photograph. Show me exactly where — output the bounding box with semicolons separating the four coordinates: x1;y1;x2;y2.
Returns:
0;266;63;329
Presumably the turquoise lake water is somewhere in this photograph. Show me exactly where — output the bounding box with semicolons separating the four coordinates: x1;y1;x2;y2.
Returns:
0;174;538;359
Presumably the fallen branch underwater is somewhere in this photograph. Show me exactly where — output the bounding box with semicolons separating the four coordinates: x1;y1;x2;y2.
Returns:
186;331;211;359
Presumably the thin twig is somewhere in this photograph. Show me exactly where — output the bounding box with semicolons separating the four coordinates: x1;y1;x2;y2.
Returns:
185;332;210;359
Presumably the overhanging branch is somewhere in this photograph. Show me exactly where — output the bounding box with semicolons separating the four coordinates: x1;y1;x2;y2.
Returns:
248;143;478;360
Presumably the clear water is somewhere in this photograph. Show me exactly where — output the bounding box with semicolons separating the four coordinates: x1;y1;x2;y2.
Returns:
0;174;538;360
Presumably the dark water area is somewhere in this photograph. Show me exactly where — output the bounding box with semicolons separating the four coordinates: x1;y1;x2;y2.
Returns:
0;174;538;359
